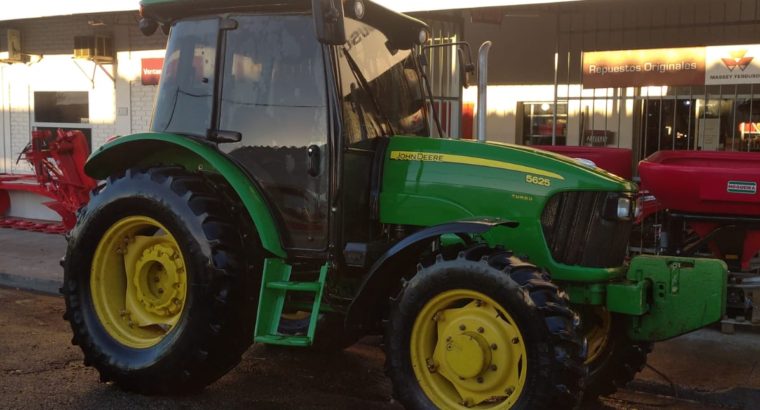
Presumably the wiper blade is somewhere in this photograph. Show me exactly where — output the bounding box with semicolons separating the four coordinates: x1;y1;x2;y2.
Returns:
341;48;395;136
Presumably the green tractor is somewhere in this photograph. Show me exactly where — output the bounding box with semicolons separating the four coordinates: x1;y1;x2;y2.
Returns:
62;0;727;408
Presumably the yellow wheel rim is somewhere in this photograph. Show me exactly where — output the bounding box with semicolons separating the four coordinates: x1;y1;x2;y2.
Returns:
410;289;528;409
90;216;188;349
583;307;612;365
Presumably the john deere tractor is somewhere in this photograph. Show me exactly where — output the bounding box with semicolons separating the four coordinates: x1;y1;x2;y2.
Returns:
62;1;727;408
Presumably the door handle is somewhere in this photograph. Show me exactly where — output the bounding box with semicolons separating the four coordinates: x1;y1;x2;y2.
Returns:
307;144;321;177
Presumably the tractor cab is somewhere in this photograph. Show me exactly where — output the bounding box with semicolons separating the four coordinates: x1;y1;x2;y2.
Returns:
140;0;431;252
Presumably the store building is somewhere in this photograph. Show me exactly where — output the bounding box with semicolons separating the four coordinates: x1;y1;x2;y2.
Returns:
455;0;760;172
0;7;167;178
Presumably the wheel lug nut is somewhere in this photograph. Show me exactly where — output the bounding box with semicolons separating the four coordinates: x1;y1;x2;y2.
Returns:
158;288;164;294
490;364;497;371
477;327;484;333
477;376;484;383
511;337;519;344
446;336;452;342
459;324;466;331
491;343;498;350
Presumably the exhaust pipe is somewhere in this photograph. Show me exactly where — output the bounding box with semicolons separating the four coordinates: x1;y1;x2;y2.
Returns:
477;41;492;143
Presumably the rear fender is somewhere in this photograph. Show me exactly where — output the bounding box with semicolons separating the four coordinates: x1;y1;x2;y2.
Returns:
345;218;518;330
85;133;286;258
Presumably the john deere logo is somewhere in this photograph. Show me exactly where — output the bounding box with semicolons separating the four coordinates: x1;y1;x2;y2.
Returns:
727;180;757;194
722;49;754;71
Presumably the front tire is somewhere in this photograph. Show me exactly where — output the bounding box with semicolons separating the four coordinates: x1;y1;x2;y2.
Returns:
577;307;652;400
62;167;260;394
385;246;585;409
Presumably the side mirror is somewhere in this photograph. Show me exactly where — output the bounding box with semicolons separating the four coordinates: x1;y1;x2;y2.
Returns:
139;18;158;36
312;0;346;45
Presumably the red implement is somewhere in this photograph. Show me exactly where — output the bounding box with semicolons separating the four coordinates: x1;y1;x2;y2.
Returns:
638;150;760;272
639;150;760;216
536;146;633;180
0;129;96;233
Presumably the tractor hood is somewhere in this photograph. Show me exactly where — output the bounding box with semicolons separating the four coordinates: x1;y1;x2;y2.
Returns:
380;136;635;227
380;136;636;281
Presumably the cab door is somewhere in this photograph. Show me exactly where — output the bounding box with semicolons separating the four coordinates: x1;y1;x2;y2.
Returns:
217;15;330;251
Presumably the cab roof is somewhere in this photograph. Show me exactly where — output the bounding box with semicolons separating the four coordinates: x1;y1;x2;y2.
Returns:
140;0;429;50
141;0;312;21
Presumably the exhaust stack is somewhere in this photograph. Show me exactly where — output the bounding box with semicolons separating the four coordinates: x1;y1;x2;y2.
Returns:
477;41;492;142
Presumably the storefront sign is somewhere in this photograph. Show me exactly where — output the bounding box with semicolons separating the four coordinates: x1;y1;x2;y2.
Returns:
141;58;164;86
583;47;705;88
584;44;760;88
706;44;760;85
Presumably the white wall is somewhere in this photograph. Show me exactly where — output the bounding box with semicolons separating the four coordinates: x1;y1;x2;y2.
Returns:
0;12;166;219
0;12;167;176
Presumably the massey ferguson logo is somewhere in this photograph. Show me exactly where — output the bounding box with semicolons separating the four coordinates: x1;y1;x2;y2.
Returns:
727;180;757;194
722;49;754;71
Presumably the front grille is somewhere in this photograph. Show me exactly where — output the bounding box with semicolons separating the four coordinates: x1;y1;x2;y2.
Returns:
541;191;632;268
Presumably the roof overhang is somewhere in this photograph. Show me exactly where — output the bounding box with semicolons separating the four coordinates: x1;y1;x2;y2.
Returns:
382;0;584;13
0;0;584;23
1;0;139;22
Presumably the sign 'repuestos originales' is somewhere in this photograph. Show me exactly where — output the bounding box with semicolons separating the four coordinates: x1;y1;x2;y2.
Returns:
583;44;760;88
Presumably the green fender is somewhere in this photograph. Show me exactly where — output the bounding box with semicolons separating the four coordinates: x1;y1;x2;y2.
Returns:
85;132;286;258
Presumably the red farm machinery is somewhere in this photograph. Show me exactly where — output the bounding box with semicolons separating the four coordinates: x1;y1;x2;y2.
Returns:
637;150;760;327
539;144;760;327
0;129;96;234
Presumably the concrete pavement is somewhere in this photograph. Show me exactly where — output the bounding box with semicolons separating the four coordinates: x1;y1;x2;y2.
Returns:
0;228;759;408
0;229;66;294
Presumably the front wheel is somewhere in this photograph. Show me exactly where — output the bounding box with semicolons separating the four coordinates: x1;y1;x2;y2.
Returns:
62;167;260;394
578;307;652;400
385;247;585;409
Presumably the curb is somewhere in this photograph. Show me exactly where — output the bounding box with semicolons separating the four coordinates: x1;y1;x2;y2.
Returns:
0;272;62;295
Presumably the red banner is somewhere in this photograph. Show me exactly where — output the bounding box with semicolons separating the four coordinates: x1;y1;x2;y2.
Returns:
141;58;164;86
583;47;705;89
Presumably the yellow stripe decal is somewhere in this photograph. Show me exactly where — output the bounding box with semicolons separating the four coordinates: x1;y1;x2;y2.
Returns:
389;151;565;180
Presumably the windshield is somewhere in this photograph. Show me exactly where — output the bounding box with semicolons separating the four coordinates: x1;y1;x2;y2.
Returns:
338;18;428;141
152;18;218;136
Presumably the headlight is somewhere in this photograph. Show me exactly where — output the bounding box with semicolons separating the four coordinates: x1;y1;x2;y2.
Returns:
616;197;631;220
604;194;633;221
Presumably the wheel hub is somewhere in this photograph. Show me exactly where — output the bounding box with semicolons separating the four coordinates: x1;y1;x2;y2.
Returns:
411;290;528;409
443;333;491;379
89;216;187;349
133;244;185;316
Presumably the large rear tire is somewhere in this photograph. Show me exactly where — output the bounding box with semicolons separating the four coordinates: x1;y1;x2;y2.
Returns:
62;167;261;394
385;246;585;409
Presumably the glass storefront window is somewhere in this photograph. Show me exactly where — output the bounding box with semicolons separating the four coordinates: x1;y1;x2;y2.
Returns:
34;91;89;124
521;102;567;146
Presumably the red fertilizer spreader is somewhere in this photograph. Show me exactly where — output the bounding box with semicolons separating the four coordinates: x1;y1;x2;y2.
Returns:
638;150;760;324
535;146;633;180
638;150;760;272
0;129;96;234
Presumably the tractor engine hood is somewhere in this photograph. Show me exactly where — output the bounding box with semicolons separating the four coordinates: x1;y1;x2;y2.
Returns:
379;136;636;227
379;136;637;281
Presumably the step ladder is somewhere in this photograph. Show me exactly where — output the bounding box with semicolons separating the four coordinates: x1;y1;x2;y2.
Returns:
254;258;328;347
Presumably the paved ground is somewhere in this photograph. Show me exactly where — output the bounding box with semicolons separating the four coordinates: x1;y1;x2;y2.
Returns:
0;229;65;294
0;287;739;410
1;229;759;409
